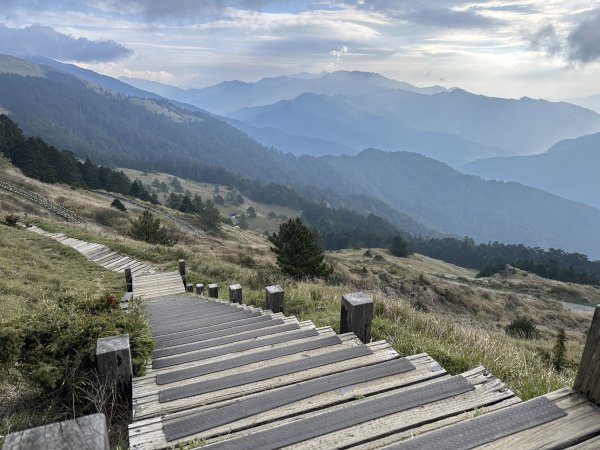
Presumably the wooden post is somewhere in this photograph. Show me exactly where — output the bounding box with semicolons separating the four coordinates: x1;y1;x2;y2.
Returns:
96;334;133;404
574;305;600;405
195;283;204;295
2;413;109;449
229;284;243;304
178;259;186;287
186;283;194;293
124;267;132;292
340;292;373;344
208;283;219;298
266;285;284;313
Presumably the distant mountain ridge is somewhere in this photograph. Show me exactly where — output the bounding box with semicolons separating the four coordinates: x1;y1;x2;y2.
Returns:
120;70;448;115
462;132;600;210
227;87;600;164
2;54;600;258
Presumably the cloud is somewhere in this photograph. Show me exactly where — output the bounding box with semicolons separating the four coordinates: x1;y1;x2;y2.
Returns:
330;45;348;60
525;23;563;56
0;23;132;62
352;1;504;29
567;8;600;63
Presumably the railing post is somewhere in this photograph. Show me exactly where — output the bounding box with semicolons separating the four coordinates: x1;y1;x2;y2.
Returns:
266;285;284;313
195;283;204;295
186;283;194;292
574;305;600;405
208;283;219;298
229;284;243;304
124;267;132;292
178;259;186;287
96;334;133;404
340;292;373;344
2;413;109;449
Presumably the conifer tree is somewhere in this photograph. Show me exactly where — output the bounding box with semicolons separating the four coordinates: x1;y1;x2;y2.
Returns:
269;217;332;279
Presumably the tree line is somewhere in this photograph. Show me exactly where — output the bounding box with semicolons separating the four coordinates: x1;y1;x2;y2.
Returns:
0;114;156;203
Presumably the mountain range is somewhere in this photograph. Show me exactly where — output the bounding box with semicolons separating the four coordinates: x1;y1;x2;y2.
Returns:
463;132;600;210
1;53;600;258
121;71;448;115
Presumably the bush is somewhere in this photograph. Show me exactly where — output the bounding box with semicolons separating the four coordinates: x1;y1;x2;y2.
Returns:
110;198;127;212
4;213;19;227
0;294;153;411
505;317;539;339
389;235;412;257
552;328;567;371
130;210;176;246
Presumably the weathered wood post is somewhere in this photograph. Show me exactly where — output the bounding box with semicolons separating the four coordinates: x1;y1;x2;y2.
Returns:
178;259;187;287
340;292;373;344
96;334;133;404
124;267;132;292
195;283;204;295
574;305;600;405
208;283;219;298
186;283;194;292
2;413;109;449
229;284;243;304
266;285;284;313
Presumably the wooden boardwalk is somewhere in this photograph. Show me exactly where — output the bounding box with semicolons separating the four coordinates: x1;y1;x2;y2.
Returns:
30;225;154;276
129;294;600;449
24;228;600;448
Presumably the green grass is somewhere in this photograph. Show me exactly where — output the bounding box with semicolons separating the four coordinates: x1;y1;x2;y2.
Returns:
0;220;153;448
119;167;302;234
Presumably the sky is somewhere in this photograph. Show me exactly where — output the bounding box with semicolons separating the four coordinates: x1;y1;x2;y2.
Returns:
0;0;599;99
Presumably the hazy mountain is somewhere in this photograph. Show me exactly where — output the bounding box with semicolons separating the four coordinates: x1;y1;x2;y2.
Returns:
462;132;600;210
25;56;201;112
229;88;600;162
121;71;448;115
2;54;600;258
569;93;600;114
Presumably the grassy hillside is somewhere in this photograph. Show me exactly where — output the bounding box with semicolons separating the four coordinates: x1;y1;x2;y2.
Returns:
1;164;597;446
119;167;301;235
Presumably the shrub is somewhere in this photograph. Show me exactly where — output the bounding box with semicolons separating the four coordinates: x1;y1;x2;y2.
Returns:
4;213;19;227
505;317;539;339
389;235;413;257
130;210;176;246
110;198;127;212
552;328;567;371
0;294;153;411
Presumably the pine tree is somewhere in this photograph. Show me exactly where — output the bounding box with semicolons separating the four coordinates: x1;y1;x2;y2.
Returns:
390;235;412;257
130;210;175;246
269;218;333;279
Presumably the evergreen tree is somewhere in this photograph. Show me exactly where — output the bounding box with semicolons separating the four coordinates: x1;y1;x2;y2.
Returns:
390;235;413;257
199;199;221;230
269;218;333;279
110;198;127;212
179;196;194;213
238;213;249;230
130;210;175;246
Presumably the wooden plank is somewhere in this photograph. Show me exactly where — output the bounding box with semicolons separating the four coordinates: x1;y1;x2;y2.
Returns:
159;344;374;403
157;335;343;385
203;376;474;450
385;396;566;449
567;434;600;449
264;366;514;450
2;413;109;450
163;357;415;442
132;342;397;420
129;354;441;449
354;397;522;450
574;305;600;405
154;318;287;349
152;327;321;369
478;389;600;449
154;315;275;345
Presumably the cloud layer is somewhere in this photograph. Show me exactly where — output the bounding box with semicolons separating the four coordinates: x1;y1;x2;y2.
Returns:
0;23;132;62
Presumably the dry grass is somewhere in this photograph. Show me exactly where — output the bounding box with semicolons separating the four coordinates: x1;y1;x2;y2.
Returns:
1;165;595;437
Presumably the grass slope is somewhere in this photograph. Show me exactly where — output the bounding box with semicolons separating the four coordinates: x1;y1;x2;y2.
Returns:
0;164;596;446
